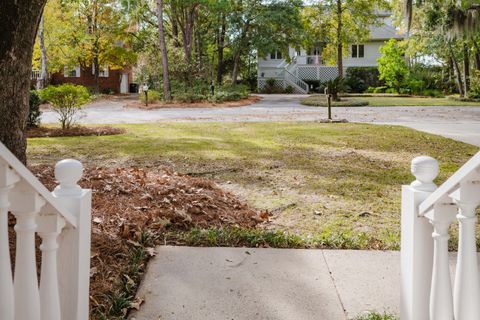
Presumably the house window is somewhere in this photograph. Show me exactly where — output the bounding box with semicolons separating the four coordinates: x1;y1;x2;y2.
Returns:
64;66;80;78
270;50;283;60
92;64;109;78
352;44;365;58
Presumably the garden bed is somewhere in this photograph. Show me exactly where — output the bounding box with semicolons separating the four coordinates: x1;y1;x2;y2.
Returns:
28;165;266;319
126;95;261;109
301;95;369;107
27;126;126;138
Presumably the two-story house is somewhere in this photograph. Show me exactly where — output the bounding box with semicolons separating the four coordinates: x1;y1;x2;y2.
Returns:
257;12;403;93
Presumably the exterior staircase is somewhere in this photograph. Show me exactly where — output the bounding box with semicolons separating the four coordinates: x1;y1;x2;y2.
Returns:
277;59;309;94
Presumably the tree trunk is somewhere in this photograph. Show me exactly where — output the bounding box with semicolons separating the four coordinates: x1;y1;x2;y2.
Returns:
232;51;241;85
0;0;47;164
157;0;171;101
463;43;470;96
39;14;48;89
216;15;226;85
336;0;343;78
451;54;464;97
474;42;480;71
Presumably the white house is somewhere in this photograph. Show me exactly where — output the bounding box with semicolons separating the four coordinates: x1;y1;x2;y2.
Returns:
257;12;404;93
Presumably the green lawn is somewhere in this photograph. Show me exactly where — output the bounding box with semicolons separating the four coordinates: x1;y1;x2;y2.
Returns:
302;95;480;107
28;122;478;249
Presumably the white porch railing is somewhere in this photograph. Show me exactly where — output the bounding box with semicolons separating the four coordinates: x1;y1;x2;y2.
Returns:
401;152;480;320
31;70;41;80
0;142;91;320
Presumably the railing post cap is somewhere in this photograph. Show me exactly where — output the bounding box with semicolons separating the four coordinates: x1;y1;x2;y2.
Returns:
411;156;439;192
53;159;83;197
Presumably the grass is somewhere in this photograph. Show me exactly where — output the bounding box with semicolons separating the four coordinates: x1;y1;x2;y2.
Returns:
302;95;480;106
353;312;398;320
28;122;478;249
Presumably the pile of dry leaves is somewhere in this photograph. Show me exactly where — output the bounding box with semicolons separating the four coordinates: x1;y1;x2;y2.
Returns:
27;126;126;138
28;165;266;318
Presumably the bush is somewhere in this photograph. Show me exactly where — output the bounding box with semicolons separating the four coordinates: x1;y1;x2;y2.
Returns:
323;77;344;101
378;39;408;93
40;84;90;130
139;90;163;104
469;70;480;99
373;86;388;93
284;85;294;94
28;90;42;128
174;91;206;103
344;67;382;93
365;87;375;93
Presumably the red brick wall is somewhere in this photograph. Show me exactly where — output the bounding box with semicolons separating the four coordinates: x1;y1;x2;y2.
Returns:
50;67;132;93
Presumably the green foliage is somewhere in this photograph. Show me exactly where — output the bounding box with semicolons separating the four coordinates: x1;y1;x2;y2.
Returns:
140;90;163;104
209;86;249;103
469;70;480;99
344;67;382;93
373;86;388;93
378;39;409;93
40;84;90;130
28;91;42;128
324;77;344;100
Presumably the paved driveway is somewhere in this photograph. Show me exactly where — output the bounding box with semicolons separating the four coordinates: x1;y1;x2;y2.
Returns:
41;94;480;146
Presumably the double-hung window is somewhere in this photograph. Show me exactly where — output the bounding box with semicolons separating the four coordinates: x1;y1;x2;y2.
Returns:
351;44;365;58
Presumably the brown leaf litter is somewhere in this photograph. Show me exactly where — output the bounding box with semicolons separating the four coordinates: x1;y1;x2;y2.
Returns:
23;165;265;318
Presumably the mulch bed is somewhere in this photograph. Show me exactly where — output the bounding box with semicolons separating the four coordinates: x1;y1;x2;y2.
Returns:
25;165;266;318
126;95;262;110
27;126;126;138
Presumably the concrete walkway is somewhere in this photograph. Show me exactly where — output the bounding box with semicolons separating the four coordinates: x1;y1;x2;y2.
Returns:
129;247;401;320
41;94;480;147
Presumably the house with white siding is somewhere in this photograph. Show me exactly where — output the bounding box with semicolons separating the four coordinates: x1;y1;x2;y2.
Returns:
257;12;404;93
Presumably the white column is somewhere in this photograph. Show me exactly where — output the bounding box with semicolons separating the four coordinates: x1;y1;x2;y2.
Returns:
53;159;92;320
0;187;14;320
401;156;438;320
452;180;480;320
427;204;456;320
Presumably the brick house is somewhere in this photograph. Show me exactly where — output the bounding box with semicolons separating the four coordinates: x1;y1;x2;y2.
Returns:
49;65;134;94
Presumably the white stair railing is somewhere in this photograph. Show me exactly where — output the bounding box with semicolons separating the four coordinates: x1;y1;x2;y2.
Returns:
401;152;480;320
0;142;91;320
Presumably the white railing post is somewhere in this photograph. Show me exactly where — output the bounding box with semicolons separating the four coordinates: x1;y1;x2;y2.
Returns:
401;156;438;320
451;179;480;320
425;201;457;320
38;214;66;320
10;181;47;320
0;163;20;320
53;159;92;320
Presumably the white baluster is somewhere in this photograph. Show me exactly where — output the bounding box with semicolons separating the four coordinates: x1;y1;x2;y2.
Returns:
0;187;14;320
451;180;480;320
425;202;457;320
38;214;66;320
0;163;20;320
10;182;46;320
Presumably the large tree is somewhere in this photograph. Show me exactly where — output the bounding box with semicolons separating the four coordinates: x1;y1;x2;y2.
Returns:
0;0;47;163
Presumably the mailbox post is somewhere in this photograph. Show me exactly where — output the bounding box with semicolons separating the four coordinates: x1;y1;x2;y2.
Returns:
143;84;149;107
324;87;332;121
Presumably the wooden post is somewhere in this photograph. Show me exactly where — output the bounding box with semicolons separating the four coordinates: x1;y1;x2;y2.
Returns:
327;94;332;120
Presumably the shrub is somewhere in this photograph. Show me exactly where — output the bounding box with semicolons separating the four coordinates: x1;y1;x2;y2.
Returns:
365;87;375;93
284;85;294;94
373;86;388;93
139;90;163;104
40;84;90;130
378;39;408;93
406;79;426;94
28;90;42;128
174;91;206;103
469;70;480;99
323;77;344;101
344;67;382;93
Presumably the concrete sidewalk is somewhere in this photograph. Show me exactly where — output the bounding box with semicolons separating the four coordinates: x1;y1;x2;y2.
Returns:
129;247;400;320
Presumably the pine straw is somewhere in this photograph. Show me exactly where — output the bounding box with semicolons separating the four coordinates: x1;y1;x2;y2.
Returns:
27;126;126;138
23;165;265;319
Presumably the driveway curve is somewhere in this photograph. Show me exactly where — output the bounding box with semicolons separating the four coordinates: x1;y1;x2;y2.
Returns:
41;94;480;146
